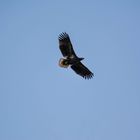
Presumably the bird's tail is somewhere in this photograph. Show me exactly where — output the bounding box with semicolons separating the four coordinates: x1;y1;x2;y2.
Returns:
59;58;69;68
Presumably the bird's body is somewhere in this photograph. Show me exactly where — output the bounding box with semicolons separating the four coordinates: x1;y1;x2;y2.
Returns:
58;32;94;79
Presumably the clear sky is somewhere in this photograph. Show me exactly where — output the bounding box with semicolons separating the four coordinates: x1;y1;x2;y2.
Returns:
0;0;140;140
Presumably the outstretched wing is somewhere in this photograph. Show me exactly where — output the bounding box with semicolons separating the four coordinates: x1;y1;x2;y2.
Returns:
58;32;77;57
71;62;93;79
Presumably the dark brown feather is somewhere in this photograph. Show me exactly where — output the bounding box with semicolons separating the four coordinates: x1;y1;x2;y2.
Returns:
58;32;77;57
71;62;93;79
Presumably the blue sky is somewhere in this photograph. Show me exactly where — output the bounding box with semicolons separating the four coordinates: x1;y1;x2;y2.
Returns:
0;0;140;140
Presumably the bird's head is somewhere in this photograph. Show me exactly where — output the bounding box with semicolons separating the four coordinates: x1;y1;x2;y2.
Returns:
79;57;84;61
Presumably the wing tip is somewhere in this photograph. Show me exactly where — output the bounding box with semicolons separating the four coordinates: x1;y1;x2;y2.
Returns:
58;32;69;40
83;72;94;80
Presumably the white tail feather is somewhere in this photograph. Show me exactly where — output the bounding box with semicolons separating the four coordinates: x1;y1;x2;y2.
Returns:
59;58;69;68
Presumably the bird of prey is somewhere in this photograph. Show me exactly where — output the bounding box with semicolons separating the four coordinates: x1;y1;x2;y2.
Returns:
58;32;94;79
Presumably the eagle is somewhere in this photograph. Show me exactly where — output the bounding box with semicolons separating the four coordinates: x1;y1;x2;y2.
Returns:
58;32;94;79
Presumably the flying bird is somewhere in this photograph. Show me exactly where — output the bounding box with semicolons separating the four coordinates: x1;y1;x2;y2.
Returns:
58;32;94;79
